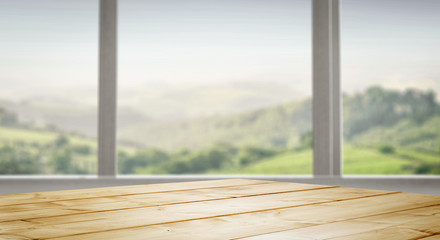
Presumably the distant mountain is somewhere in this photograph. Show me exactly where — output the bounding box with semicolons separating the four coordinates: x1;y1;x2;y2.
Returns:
119;99;312;150
119;86;440;151
1;86;439;152
118;79;307;122
0;99;150;137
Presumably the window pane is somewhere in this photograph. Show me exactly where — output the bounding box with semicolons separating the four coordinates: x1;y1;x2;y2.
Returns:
0;0;98;175
342;0;440;175
118;0;312;175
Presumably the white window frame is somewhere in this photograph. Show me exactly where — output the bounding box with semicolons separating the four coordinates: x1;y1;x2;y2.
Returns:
0;0;439;195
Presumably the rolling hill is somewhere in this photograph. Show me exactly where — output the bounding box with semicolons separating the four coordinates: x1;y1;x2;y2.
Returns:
118;99;312;150
0;98;150;137
1;86;439;175
119;86;440;153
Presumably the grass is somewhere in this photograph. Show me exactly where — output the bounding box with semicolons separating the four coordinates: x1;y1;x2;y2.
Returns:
0;126;138;153
343;145;413;175
213;149;313;174
0;126;96;147
394;147;440;165
217;145;439;175
352;117;440;153
0;126;138;174
0;126;58;144
1;126;438;175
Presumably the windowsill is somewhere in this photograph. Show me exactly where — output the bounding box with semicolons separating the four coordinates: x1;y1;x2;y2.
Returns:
1;174;439;179
1;175;439;195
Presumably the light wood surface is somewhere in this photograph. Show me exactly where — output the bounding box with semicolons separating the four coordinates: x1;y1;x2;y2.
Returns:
0;179;439;239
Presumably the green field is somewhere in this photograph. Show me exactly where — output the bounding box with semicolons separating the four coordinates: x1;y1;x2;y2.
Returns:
0;126;146;174
1;125;439;175
0;126;139;153
0;126;98;174
211;149;313;174
1;86;439;175
211;145;440;175
0;126;96;146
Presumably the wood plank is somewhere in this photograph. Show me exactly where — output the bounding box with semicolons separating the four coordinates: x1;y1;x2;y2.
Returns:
235;219;395;240
1;187;395;239
326;226;431;240
237;214;440;240
2;180;439;240
0;179;270;206
25;187;395;226
50;194;440;240
50;210;315;240
51;218;389;240
357;209;440;224
0;220;34;233
418;235;440;240
398;215;440;234
398;205;440;216
0;221;34;240
244;192;439;225
237;198;440;240
0;182;334;222
0;235;32;240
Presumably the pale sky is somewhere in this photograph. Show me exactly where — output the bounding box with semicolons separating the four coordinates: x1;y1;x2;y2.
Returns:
341;0;440;95
119;0;311;88
0;0;98;103
0;0;438;107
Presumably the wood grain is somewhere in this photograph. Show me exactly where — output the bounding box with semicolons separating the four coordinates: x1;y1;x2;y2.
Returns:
0;179;438;240
418;235;440;240
0;181;333;223
0;179;269;206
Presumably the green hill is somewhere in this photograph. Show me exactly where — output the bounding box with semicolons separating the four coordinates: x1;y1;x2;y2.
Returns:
351;116;440;153
213;144;438;175
1;86;439;175
0;98;150;137
116;86;440;175
119;99;312;150
0;125;98;174
119;86;440;153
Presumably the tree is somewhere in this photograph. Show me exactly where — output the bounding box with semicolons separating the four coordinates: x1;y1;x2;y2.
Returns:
118;148;170;174
49;147;74;174
343;86;440;139
0;145;42;174
298;131;313;150
237;146;276;166
55;135;69;148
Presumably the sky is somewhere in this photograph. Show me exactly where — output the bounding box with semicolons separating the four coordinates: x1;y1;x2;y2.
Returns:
0;0;438;110
341;0;440;94
0;0;99;104
118;0;311;88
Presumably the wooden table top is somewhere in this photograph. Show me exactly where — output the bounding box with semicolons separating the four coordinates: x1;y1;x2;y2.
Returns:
1;179;439;240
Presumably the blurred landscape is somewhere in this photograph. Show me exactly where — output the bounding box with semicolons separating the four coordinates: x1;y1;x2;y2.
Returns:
0;86;439;175
1;0;438;175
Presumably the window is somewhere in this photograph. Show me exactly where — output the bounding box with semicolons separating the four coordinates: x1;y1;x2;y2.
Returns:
0;0;99;175
117;0;312;175
341;0;440;175
0;0;439;185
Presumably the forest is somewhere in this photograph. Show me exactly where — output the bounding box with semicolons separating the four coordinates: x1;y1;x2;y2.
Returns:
0;86;439;175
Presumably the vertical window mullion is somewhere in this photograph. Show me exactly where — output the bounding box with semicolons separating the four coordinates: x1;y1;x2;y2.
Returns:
98;0;118;177
312;0;341;177
331;0;341;176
